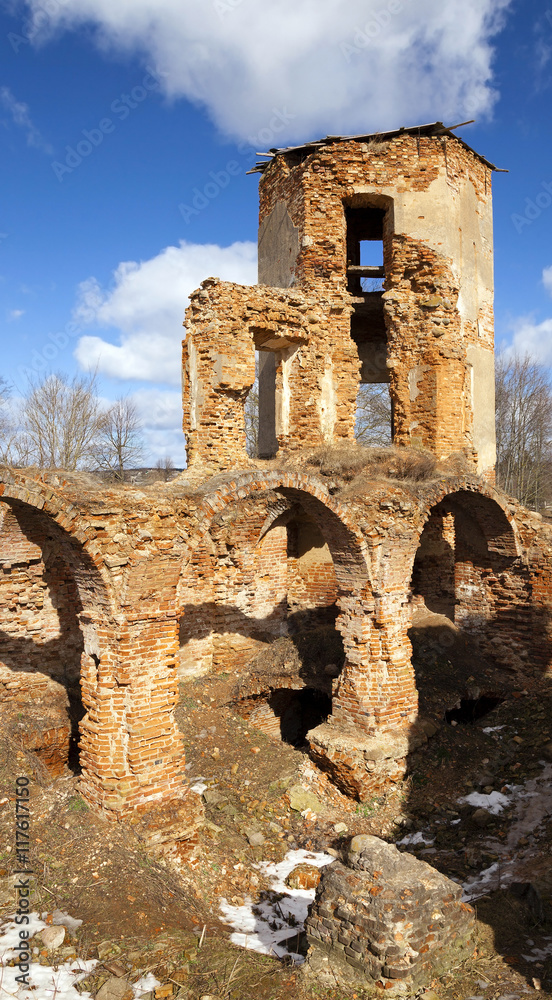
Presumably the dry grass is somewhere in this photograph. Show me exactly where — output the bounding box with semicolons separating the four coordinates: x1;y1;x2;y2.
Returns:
286;443;474;494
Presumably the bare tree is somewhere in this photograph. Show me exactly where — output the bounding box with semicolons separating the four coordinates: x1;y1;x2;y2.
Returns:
0;377;10;439
355;383;392;446
244;369;259;458
154;456;175;481
495;352;552;509
94;397;144;481
22;371;101;469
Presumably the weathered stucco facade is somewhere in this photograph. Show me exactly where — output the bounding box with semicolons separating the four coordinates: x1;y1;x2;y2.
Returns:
1;124;552;857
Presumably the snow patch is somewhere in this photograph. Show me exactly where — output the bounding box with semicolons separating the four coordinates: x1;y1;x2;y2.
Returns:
458;790;510;814
396;830;434;846
219;848;335;963
0;913;96;1000
133;972;162;996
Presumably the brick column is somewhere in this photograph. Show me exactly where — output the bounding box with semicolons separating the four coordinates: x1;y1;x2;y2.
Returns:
79;612;185;816
333;589;417;732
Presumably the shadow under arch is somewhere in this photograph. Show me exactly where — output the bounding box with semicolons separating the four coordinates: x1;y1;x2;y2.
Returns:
176;470;372;739
189;469;371;589
0;475;116;776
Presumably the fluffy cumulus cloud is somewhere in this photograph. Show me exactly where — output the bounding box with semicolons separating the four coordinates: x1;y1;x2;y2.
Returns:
129;388;186;465
74;240;257;384
507;267;552;366
21;0;511;141
509;317;552;366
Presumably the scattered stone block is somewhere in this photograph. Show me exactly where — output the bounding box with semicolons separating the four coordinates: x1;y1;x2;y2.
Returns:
96;977;133;1000
39;925;66;950
305;835;475;990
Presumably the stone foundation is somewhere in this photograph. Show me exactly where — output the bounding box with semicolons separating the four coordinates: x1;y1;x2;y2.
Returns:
307;720;430;801
305;835;476;990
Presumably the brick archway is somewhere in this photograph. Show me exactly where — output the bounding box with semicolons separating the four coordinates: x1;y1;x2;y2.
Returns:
415;480;520;563
177;471;375;726
0;474;186;817
189;470;371;590
408;482;525;662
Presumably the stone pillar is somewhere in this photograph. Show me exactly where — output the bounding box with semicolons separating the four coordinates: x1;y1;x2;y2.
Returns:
79;613;186;817
331;590;417;731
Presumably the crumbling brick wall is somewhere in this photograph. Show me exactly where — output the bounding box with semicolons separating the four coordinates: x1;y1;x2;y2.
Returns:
306;834;475;989
3;130;552;827
0;502;83;700
1;460;552;815
184;132;497;475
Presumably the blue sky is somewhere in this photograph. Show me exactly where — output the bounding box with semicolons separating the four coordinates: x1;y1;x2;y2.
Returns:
0;0;551;465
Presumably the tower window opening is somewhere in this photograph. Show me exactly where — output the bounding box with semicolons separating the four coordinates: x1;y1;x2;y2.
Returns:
345;205;386;296
359;239;385;292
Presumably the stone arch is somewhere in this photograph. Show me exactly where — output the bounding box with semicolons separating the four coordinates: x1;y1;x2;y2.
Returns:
0;477;116;787
416;481;520;562
0;475;188;819
176;471;374;735
189;470;371;589
409;481;521;623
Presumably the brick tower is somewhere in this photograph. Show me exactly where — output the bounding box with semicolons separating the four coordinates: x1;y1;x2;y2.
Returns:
183;122;498;477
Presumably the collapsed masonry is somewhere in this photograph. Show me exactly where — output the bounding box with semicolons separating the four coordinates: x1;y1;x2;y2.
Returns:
1;124;552;857
306;834;475;988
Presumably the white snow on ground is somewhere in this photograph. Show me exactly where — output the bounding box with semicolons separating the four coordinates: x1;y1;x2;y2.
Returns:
458;790;511;815
133;972;162;995
0;913;161;999
462;861;507;902
219;849;335;962
482;726;505;734
505;762;552;849
522;937;552;963
461;762;552;901
396;830;434;846
0;913;96;1000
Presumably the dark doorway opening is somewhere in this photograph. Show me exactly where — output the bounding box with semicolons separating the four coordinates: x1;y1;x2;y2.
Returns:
445;693;504;725
268;687;332;747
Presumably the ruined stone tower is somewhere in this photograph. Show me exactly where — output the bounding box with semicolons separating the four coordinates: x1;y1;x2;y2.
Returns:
183;122;498;477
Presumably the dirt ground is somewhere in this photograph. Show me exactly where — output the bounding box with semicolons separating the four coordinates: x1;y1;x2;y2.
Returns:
2;615;552;999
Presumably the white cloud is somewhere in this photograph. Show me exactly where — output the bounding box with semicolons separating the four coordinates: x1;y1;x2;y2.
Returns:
7;309;24;320
509;316;552;367
0;86;53;154
74;239;257;384
125;388;185;465
21;0;511;142
543;265;552;296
